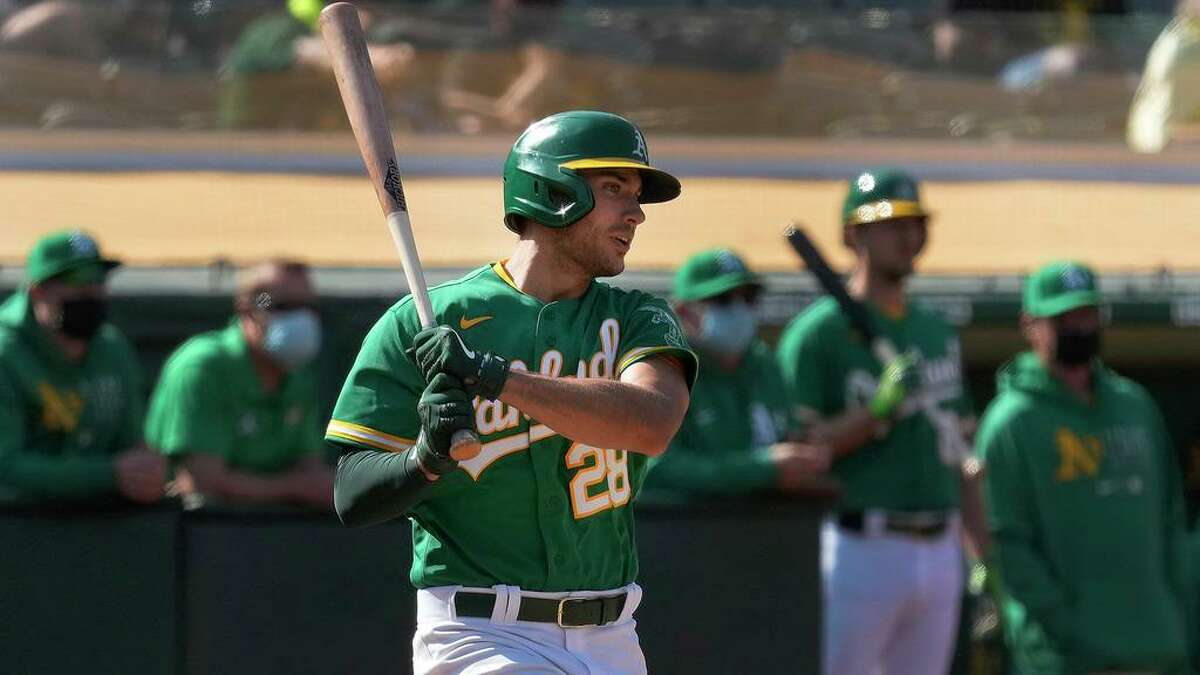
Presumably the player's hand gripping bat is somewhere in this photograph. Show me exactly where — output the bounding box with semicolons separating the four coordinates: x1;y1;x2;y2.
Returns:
783;224;969;465
321;2;480;462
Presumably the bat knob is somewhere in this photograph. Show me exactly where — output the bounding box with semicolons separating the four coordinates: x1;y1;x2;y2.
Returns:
449;428;482;462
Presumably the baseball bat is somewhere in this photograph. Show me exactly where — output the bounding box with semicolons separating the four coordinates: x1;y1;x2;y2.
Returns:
784;225;893;361
783;224;968;462
320;2;480;462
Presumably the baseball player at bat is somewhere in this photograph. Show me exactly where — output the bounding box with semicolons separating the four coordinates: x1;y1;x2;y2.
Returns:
326;110;696;674
977;262;1190;675
776;168;988;675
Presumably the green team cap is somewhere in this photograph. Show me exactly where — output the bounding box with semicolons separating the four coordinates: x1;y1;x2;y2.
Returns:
1023;261;1103;318
673;248;763;302
842;167;930;226
26;230;121;285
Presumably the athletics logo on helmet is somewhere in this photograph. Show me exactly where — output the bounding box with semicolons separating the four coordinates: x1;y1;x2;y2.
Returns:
502;110;681;232
632;129;648;163
842;167;930;226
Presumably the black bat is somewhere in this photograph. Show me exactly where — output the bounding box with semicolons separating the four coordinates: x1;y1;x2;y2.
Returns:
783;224;893;360
784;223;969;461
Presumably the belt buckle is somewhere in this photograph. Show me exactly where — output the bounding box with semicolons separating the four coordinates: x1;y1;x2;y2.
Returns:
556;597;585;628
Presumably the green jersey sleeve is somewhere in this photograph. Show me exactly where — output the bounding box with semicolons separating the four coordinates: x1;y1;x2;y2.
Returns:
145;351;234;459
776;311;834;420
326;304;424;453
614;294;698;388
976;409;1074;645
1146;397;1190;623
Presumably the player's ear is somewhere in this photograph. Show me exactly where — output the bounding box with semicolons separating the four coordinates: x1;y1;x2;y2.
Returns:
841;223;857;250
1019;312;1039;346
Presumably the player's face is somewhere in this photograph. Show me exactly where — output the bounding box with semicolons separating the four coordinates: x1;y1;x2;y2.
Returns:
29;278;108;341
1024;305;1102;365
244;270;319;344
854;216;927;281
554;169;645;278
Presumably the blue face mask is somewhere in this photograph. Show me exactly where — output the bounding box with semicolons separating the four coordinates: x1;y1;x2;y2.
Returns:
699;301;758;357
263;309;322;371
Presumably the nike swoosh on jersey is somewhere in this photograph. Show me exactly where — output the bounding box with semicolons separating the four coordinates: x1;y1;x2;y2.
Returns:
459;315;494;330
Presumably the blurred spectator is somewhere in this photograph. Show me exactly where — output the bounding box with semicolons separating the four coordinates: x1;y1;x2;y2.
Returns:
440;0;565;133
776;168;985;675
218;0;415;129
642;248;831;502
1128;0;1200;152
144;260;332;509
933;0;1129;86
976;261;1190;674
0;0;164;61
0;230;164;505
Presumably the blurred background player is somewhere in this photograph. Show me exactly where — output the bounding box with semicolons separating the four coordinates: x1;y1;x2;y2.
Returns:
328;110;697;674
145;260;332;509
644;247;832;501
776;168;988;675
218;0;415;129
1127;0;1200;152
976;261;1190;675
0;229;164;505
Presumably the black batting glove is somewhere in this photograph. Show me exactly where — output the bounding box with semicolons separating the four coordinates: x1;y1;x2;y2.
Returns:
409;325;510;401
412;373;474;476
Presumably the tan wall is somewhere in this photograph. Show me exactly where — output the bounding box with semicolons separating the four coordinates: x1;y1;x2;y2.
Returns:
3;171;1197;274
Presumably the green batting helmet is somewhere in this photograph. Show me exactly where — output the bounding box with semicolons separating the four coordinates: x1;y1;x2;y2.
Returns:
502;110;681;232
842;167;931;226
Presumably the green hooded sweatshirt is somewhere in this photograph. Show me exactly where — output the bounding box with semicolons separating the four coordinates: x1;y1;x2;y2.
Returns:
976;352;1190;674
0;292;145;502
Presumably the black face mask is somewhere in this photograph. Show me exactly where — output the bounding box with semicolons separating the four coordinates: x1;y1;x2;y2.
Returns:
55;297;108;340
1054;328;1101;366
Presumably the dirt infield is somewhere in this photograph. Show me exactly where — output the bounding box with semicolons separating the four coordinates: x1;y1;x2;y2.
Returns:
3;170;1198;275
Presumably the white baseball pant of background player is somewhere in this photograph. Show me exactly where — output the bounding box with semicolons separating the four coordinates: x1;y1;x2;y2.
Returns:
822;516;963;675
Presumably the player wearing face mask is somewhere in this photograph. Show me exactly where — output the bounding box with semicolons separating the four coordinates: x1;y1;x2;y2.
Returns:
0;230;166;505
642;248;832;501
144;260;333;509
977;261;1191;675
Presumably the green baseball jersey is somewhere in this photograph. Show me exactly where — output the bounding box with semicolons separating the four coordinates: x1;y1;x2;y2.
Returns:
977;353;1189;674
145;320;323;473
776;297;970;512
327;262;698;592
644;340;792;500
0;292;145;501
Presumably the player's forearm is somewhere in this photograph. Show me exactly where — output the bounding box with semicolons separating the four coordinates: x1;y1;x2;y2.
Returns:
650;444;777;494
333;445;431;527
192;467;293;504
809;408;885;458
500;371;684;456
959;464;991;559
0;453;117;500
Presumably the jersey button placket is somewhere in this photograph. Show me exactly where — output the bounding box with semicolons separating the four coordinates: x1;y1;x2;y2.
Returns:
541;305;558;348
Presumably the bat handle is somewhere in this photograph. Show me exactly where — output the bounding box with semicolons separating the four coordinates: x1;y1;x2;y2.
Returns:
872;339;899;364
449;428;482;461
385;211;436;329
